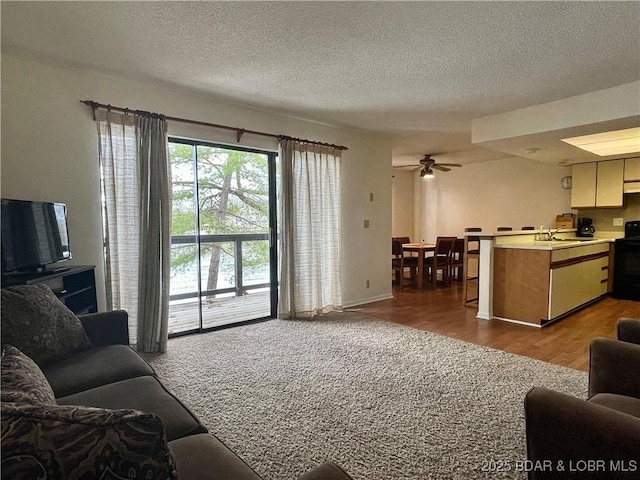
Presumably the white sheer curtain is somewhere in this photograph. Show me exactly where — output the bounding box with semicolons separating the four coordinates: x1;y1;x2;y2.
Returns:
96;110;171;352
278;139;342;318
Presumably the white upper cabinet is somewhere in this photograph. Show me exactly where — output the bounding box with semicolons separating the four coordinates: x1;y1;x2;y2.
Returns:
571;163;597;208
571;160;624;208
624;157;640;181
595;159;624;207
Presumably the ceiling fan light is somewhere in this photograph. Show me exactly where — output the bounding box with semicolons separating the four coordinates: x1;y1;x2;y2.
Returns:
421;167;434;179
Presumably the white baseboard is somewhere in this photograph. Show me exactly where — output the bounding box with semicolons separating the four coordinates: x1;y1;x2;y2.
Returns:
343;292;394;309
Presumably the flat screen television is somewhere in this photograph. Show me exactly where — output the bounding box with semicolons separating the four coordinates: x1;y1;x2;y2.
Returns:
1;198;72;274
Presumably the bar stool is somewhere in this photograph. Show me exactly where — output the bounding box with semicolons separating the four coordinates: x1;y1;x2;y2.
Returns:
463;228;482;305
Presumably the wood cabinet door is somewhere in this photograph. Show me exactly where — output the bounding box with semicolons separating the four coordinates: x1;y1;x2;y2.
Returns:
571;163;597;208
624;157;640;181
596;160;624;207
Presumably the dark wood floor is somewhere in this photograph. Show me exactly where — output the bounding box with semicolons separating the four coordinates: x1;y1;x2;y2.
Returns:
359;282;639;372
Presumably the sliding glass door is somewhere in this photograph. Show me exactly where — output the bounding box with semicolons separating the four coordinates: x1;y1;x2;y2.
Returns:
167;139;277;335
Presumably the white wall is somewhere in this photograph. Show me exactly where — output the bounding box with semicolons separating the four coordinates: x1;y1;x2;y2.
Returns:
391;169;414;239
414;157;573;241
1;53;393;310
339;131;393;306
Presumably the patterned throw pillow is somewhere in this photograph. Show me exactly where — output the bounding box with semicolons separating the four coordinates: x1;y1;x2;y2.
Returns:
1;403;178;480
1;345;56;405
1;284;92;366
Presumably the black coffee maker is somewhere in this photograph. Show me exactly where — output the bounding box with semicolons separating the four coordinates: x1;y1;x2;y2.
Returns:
577;218;595;237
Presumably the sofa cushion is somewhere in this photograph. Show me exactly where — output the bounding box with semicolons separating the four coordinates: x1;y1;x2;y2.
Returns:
57;375;208;441
589;393;640;419
42;344;155;397
1;345;56;405
1;284;92;366
1;402;178;480
169;433;262;480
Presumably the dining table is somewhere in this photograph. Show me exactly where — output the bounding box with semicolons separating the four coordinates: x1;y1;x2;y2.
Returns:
402;242;436;288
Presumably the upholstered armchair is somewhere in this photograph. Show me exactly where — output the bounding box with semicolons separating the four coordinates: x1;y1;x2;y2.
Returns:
525;319;640;479
616;317;640;345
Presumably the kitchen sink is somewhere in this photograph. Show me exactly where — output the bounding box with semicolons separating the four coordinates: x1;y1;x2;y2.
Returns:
551;237;595;242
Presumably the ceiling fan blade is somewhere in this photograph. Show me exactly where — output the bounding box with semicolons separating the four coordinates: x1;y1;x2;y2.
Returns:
436;163;462;167
431;165;451;172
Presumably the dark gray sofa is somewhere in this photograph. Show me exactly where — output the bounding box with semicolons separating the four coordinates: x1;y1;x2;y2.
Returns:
2;305;353;479
525;318;640;480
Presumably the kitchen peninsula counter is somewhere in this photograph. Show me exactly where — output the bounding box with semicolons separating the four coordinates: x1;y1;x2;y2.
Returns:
468;230;618;327
495;237;613;250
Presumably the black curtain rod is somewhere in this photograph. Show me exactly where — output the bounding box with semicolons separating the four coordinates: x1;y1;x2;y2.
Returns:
80;100;348;151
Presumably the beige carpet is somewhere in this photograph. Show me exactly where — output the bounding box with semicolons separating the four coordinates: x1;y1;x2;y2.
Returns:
145;312;587;480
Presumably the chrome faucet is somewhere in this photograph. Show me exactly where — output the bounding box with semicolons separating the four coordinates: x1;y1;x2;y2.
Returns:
548;228;560;241
536;228;559;241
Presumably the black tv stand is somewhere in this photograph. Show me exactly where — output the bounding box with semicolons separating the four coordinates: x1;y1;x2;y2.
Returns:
47;266;72;274
2;265;71;277
1;265;97;315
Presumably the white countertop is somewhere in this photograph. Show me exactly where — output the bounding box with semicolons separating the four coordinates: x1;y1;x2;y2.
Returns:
495;238;614;250
464;228;621;250
464;228;578;238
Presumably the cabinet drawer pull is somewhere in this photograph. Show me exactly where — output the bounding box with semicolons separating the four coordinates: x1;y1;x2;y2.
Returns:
601;266;608;271
600;279;608;284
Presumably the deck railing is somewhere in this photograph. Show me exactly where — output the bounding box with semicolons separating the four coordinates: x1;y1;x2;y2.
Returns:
170;233;270;302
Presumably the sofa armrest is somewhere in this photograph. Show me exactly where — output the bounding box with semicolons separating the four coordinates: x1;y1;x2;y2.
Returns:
78;310;129;346
618;318;640;345
297;462;354;480
589;338;640;398
525;387;640;480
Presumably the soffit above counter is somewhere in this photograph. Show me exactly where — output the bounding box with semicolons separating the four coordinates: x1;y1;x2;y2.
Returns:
471;82;640;165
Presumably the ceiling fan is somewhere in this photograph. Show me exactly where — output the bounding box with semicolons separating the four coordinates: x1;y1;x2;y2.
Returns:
401;154;462;178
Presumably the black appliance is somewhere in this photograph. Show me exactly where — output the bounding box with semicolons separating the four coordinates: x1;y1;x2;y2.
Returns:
1;198;71;274
612;220;640;301
577;217;595;237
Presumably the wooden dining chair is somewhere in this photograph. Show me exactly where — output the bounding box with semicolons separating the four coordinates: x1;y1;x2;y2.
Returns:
393;236;411;245
391;238;403;284
450;238;465;281
424;236;456;286
392;238;417;287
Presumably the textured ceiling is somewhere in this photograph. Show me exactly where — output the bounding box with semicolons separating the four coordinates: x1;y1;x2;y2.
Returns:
2;1;639;166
